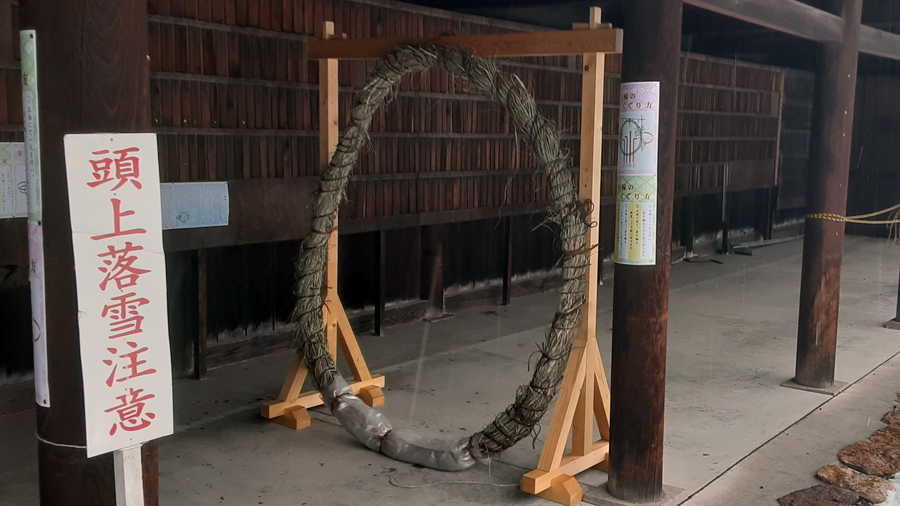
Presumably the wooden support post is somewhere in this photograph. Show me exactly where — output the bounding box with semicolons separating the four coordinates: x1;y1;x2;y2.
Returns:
421;226;445;320
720;164;730;254
196;249;208;379
608;0;682;502
520;8;612;505
794;0;861;388
374;230;386;336
681;197;696;257
884;258;900;330
22;1;159;504
320;21;340;362
429;237;444;317
262;21;385;428
756;188;775;241
764;72;785;243
501;216;513;306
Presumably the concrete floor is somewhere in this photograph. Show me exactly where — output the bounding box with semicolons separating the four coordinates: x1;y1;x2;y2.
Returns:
1;236;899;505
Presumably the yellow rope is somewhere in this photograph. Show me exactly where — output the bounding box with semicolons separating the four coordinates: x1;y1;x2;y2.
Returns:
807;202;900;225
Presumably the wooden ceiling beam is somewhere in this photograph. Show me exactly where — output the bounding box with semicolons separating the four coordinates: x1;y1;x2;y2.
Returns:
684;0;841;42
685;0;900;61
306;27;623;59
859;25;900;61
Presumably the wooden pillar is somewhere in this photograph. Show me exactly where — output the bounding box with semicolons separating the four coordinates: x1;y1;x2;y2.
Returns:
374;230;386;335
576;4;605;403
608;0;682;502
319;21;340;356
794;0;861;388
720;165;730;254
680;197;696;257
21;1;158;505
501;216;513;306
885;259;900;330
196;249;209;379
756;188;775;241
421;226;444;319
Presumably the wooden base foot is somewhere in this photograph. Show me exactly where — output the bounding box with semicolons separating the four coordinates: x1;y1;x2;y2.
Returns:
261;374;385;419
358;386;385;407
885;318;900;331
532;475;583;506
271;406;311;430
593;459;609;472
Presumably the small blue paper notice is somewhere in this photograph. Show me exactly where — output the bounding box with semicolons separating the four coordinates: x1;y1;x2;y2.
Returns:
160;182;229;230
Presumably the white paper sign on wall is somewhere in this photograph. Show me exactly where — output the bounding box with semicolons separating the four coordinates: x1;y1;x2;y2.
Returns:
63;133;173;458
160;182;229;230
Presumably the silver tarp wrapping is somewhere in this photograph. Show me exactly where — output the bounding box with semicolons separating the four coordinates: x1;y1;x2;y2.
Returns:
381;429;476;471
320;377;480;471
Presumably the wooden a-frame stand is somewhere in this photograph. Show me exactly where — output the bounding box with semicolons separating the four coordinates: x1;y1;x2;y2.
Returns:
520;9;613;505
267;11;621;505
261;22;385;431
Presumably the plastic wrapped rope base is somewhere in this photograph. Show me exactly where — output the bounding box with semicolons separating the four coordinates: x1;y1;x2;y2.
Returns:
381;429;477;472
323;377;482;471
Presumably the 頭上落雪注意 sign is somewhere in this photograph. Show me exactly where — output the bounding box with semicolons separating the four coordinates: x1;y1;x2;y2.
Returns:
64;133;173;457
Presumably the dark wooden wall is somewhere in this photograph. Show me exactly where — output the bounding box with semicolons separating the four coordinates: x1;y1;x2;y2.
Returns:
847;76;900;238
0;0;27;385
0;0;791;380
0;0;21;144
777;68;814;216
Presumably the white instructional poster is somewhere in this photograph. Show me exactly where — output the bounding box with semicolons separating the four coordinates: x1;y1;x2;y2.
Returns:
160;182;229;230
64;133;173;457
615;81;660;265
22;30;50;407
0;143;26;219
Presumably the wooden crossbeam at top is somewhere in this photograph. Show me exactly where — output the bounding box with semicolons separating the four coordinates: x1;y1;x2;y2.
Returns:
306;28;623;60
685;0;900;62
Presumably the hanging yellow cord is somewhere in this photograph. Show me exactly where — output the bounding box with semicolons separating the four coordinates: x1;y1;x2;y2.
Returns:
807;202;900;225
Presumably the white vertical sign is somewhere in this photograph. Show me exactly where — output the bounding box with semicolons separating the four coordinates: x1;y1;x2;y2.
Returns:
64;133;173;458
21;30;50;407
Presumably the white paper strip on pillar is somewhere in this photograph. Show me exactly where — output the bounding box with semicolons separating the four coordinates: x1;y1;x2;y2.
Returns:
21;29;50;407
63;133;173;458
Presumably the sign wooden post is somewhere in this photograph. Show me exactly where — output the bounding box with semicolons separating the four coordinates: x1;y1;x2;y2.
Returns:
114;445;146;506
520;8;612;505
261;21;385;430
